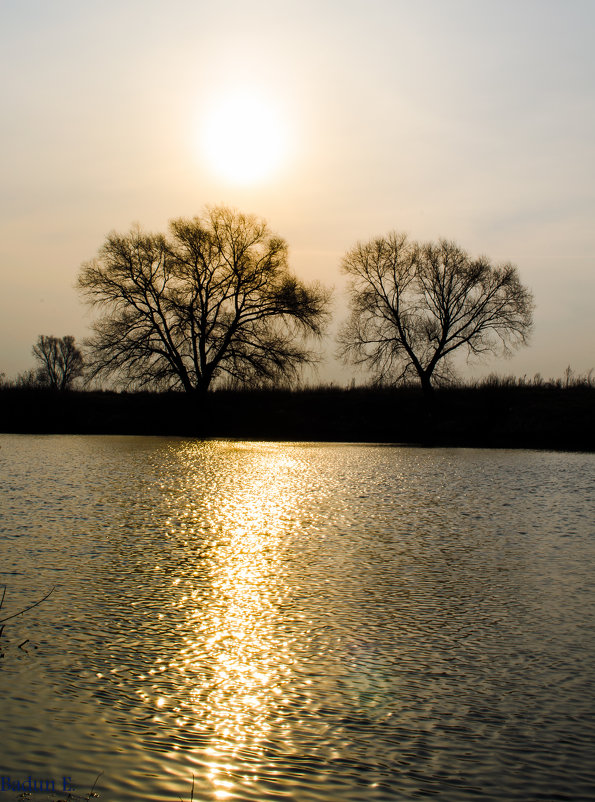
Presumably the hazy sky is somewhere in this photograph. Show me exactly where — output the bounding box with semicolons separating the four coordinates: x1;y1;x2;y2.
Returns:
1;0;593;384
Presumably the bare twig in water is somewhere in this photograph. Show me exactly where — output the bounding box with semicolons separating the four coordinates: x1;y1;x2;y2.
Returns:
179;774;195;802
87;771;103;799
0;585;55;624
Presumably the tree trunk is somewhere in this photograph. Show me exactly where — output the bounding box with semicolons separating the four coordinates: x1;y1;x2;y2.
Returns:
418;370;436;427
416;368;434;401
420;374;433;398
192;373;212;395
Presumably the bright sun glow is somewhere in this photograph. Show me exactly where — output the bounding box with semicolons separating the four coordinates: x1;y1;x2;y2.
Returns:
202;91;287;184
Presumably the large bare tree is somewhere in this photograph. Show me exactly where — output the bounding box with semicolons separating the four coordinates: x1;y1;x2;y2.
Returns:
32;335;84;390
77;206;331;392
338;232;534;396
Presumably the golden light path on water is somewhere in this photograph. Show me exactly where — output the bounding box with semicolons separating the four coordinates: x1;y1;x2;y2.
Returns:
150;443;318;799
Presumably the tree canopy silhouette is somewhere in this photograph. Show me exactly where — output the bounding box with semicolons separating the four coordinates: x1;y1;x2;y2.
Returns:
77;206;331;392
32;335;84;390
338;233;534;395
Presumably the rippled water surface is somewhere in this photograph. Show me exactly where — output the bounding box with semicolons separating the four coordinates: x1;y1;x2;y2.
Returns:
0;435;594;801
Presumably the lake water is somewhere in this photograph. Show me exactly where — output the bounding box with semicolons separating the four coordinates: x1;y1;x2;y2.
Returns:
0;435;594;801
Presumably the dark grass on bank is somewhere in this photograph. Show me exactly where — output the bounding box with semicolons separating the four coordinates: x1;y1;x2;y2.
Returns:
0;381;593;451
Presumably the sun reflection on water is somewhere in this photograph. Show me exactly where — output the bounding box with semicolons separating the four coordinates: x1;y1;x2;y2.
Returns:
164;443;306;795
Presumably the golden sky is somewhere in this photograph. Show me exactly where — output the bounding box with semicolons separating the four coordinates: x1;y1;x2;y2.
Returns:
1;0;594;383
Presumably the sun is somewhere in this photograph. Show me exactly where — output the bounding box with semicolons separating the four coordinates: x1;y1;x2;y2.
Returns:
202;90;287;184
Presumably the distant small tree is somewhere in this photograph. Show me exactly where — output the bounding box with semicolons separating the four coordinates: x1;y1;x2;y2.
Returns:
15;369;41;389
338;232;534;397
32;335;84;390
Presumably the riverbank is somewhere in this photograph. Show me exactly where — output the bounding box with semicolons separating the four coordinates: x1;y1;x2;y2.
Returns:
1;384;593;451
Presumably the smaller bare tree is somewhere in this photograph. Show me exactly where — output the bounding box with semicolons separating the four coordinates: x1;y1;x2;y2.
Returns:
32;335;84;390
338;233;534;396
